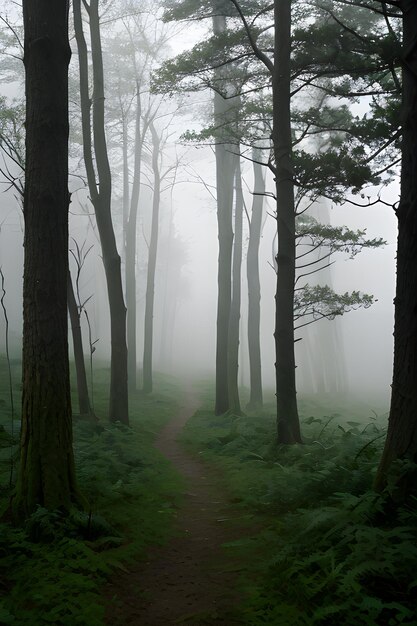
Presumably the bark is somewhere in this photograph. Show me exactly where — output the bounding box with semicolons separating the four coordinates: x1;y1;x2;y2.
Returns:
228;156;243;414
67;271;93;417
213;11;235;415
13;0;80;518
246;151;265;410
125;86;143;392
73;0;129;424
142;122;161;394
273;0;302;443
374;0;417;496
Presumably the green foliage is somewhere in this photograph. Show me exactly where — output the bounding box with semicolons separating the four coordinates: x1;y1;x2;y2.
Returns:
294;285;375;325
0;365;183;626
296;215;385;256
182;393;417;624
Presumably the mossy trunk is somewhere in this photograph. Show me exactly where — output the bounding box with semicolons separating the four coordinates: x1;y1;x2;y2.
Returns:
14;0;80;519
374;0;417;496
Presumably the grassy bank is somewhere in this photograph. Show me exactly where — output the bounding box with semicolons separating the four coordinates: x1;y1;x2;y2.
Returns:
181;391;417;626
0;360;183;625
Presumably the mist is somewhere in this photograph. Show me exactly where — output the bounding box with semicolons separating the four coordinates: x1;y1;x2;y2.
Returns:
1;1;416;624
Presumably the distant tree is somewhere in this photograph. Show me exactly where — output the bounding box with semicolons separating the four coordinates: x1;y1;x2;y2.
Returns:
0;97;24;197
228;154;244;414
68;240;95;418
104;12;167;392
142;119;178;393
158;0;391;442
246;149;265;410
13;0;81;518
143;121;162;394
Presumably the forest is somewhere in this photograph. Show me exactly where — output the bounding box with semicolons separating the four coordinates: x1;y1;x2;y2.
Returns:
0;0;416;624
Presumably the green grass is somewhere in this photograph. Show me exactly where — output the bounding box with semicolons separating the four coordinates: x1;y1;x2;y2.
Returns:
0;360;184;625
180;390;417;626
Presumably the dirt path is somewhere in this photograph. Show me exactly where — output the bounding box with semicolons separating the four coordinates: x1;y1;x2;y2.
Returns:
105;391;248;625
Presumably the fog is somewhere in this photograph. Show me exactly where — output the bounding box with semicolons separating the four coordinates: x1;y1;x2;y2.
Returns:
0;1;398;409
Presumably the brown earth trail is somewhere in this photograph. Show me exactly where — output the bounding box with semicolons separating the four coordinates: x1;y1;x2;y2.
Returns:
105;391;250;625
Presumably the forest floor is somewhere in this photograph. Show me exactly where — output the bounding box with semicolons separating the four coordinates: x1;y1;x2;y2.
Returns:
105;390;252;625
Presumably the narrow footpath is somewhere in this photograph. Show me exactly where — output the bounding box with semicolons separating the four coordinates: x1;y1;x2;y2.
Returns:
105;392;249;625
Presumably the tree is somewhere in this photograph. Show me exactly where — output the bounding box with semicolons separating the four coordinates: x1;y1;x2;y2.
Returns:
142;121;162;394
0;45;95;423
158;0;391;439
73;0;129;424
228;154;244;414
374;0;417;496
68;239;95;418
246;149;265;410
212;8;239;415
104;13;165;392
13;0;80;518
142;117;179;393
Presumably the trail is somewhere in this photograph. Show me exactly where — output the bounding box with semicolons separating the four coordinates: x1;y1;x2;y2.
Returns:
105;390;247;625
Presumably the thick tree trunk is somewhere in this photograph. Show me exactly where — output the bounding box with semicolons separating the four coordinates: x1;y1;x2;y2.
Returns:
14;0;80;518
246;151;265;410
228;156;243;414
273;0;302;443
213;12;235;416
73;0;129;424
142;122;161;394
67;271;93;417
125;87;143;393
374;0;417;495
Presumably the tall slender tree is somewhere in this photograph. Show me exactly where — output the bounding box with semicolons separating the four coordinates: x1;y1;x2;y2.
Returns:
73;0;129;424
273;0;301;443
213;7;236;415
142;121;162;394
228;156;244;414
246;149;265;410
13;0;80;518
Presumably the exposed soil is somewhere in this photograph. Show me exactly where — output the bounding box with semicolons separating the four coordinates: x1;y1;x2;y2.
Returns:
105;391;251;625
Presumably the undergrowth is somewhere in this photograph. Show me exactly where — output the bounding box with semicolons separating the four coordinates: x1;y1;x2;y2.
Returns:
0;362;183;625
181;393;417;625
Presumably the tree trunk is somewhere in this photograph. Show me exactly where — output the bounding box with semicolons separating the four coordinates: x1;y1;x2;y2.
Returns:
122;114;129;265
374;0;417;496
67;270;93;417
125;86;143;393
273;0;302;443
142;122;161;394
213;11;235;415
228;156;243;414
13;0;80;518
73;0;129;424
246;150;265;410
